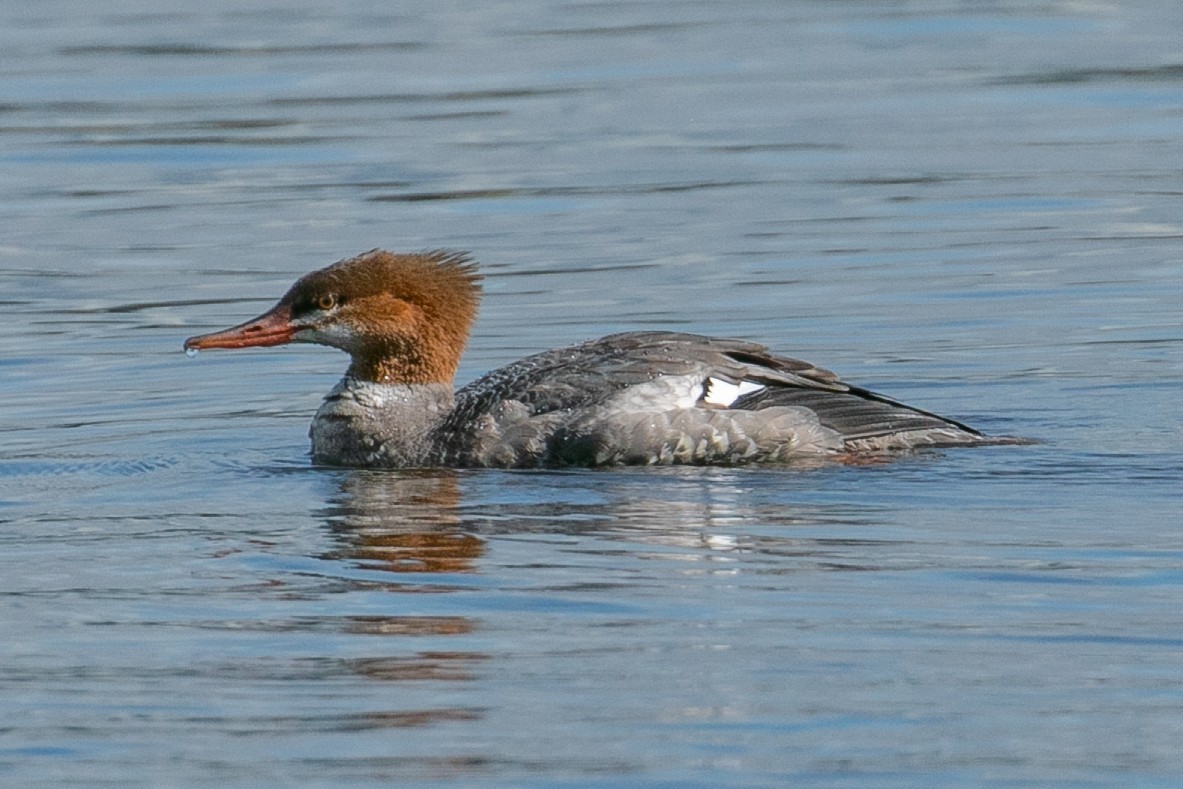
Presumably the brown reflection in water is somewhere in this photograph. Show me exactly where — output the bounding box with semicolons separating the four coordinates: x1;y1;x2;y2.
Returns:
315;470;490;715
323;470;484;574
339;708;484;729
342;529;483;574
342;615;473;637
215;708;485;735
347;651;489;682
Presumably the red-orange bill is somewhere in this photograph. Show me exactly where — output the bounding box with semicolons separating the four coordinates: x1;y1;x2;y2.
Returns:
184;303;295;351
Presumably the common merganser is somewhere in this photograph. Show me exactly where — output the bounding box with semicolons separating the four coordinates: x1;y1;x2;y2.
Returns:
184;249;1022;468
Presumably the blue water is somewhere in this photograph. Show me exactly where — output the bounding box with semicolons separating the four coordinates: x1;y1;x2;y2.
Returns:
2;2;1182;787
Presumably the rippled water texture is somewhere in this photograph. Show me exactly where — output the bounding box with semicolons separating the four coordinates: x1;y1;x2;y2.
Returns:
2;2;1182;787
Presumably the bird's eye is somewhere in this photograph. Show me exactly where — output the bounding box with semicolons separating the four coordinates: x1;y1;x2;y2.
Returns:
316;293;338;311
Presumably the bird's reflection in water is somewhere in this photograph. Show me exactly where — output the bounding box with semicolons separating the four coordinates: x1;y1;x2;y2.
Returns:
313;469;489;739
591;470;903;572
322;469;483;575
321;466;902;579
446;466;904;572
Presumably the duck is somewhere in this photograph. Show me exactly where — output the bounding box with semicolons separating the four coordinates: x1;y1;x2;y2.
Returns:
184;249;1022;468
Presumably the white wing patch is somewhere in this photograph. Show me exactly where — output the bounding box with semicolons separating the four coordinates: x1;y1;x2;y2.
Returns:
703;377;766;407
609;376;764;411
674;383;705;410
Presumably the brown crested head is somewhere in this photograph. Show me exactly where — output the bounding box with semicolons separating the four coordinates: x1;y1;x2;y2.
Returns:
185;249;483;385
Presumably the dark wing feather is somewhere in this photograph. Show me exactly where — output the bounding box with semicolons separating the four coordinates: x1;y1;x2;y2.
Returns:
716;337;984;440
733;385;982;441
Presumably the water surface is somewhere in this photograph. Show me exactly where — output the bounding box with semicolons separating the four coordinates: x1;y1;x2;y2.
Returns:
2;2;1182;787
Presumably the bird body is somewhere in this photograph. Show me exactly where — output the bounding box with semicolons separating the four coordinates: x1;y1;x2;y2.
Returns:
185;250;1021;468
